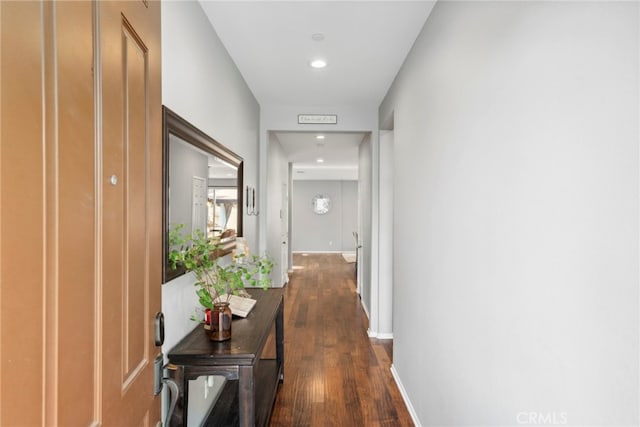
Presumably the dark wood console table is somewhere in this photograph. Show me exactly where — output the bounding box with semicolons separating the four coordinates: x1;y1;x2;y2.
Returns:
168;288;284;427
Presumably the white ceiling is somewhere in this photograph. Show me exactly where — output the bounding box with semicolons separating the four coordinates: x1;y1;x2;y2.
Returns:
273;131;366;180
199;1;436;178
199;1;435;107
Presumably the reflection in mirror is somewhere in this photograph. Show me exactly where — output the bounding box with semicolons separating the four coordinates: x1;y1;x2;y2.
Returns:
209;188;238;237
163;106;243;283
207;158;239;239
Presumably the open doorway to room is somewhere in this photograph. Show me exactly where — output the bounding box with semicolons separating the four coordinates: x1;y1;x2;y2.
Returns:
266;131;368;292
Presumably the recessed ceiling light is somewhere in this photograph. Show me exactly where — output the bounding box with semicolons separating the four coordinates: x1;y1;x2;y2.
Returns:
316;158;324;163
311;33;325;42
310;59;327;69
315;135;325;140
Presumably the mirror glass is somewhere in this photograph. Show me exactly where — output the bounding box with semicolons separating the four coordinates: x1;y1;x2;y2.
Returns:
163;107;243;283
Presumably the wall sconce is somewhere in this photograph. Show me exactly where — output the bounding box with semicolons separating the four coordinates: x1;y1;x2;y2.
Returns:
246;185;259;216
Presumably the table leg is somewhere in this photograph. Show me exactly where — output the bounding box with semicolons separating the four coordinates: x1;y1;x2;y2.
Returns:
238;365;255;427
178;370;189;427
276;302;284;382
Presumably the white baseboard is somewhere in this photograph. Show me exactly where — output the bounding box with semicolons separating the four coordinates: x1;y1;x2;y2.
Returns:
360;298;370;318
292;250;343;254
390;364;422;427
366;329;394;339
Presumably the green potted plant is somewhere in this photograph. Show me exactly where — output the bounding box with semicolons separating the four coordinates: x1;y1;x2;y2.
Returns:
168;224;274;341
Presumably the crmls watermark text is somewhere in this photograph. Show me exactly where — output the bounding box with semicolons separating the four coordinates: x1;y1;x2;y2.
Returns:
516;412;568;425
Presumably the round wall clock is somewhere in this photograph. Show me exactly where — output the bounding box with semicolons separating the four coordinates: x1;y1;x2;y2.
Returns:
312;194;332;215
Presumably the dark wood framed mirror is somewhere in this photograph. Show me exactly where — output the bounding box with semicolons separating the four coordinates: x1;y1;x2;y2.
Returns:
162;106;244;283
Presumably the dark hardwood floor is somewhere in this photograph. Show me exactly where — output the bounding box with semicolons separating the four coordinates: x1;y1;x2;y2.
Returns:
268;253;414;427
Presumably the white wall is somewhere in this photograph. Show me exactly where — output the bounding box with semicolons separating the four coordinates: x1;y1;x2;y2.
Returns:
291;180;358;253
341;180;359;251
161;1;260;424
162;1;260;255
266;133;289;286
358;135;372;318
377;130;394;338
261;104;377;133
380;1;639;426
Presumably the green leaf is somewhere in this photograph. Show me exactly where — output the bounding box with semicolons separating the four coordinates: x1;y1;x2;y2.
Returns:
168;223;275;313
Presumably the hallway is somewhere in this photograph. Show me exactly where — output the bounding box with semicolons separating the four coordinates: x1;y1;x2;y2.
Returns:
269;254;413;426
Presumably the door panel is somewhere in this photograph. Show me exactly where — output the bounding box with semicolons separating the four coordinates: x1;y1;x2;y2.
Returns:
100;1;161;425
123;21;148;383
49;2;96;425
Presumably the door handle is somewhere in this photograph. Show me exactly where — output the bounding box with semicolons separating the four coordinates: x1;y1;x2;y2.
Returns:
154;312;165;346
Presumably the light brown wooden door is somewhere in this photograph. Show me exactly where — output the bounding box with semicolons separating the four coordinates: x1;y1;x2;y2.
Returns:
0;1;162;425
0;2;48;423
99;1;162;425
